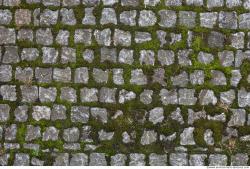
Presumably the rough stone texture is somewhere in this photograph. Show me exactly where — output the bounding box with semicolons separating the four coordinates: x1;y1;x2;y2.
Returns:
149;107;164;124
138;10;157;27
169;153;188;166
140;130;157;145
89;153;107;166
189;154;206;166
2;0;250;166
111;154;127;166
129;153;145;166
209;154;228;166
180;127;195;145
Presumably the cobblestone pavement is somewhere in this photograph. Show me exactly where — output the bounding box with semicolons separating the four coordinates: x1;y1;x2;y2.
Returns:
1;0;250;166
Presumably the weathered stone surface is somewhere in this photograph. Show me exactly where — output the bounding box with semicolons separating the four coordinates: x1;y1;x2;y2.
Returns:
39;87;56;103
188;109;206;125
60;87;77;103
170;107;184;124
91;107;108;123
61;47;76;63
179;11;196;28
94;29;111;46
211;70;227;86
14;153;29;166
140;130;157;145
219;12;238;29
220;90;235;105
101;47;117;63
180;127;195;145
42;0;60;6
138;10;157;27
113;68;124;85
14;105;28;122
89;153;107;166
25;125;41;141
135;31;151;43
82;7;96;25
0;85;16;101
179;89;197;105
209;154;227;166
149;153;167;166
51;104;67;121
113;29;131;47
177;49;192;66
2;46;19;63
21;48;39;61
158;10;177;28
149;107;164;124
228;109;246;127
208;31;225;48
56;30;69;45
98;129;114;141
80;88;98;103
5;124;17;141
160;89;178;105
130;69;147;85
35;67;52;83
63;127;80;142
92;68;109;83
40;9;58;26
100;8;117;25
70;153;88;166
60;8;76;25
0;27;15;44
129;153;145;166
199;89;217;105
74;67;89;84
171;71;189;87
32;106;51;121
119;89;136;103
190;70;204;85
71;106;89;123
36;28;53;45
83;49;94;63
53;153;69;166
120;10;136;26
110;154;127;166
238;88;250;107
118;49;134;65
157;50;175;66
53;67;71;82
218;50;234;67
0;104;10;122
42;126;59;141
0;65;12;82
31;158;44;166
204;129;214;146
231;153;249;166
21;86;38;103
140;89;153;105
231;32;245;49
74;29;92;45
99;87;117;103
0;10;12;25
239;13;250;29
200;12;217;28
189;154;206;166
140;50;155;65
169;153;188;166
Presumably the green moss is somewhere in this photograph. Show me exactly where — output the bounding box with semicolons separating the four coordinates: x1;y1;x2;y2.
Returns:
194;120;224;146
16;124;26;145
